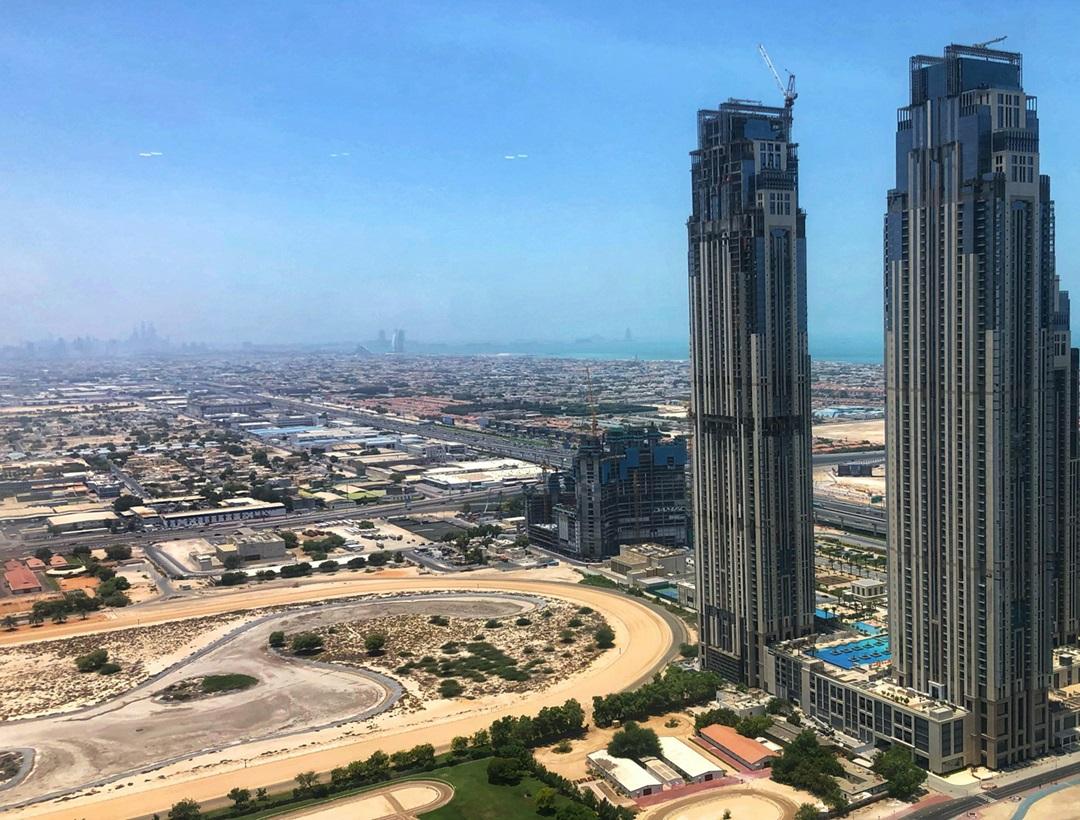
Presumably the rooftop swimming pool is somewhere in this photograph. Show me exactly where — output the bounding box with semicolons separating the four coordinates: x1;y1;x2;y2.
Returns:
811;634;891;669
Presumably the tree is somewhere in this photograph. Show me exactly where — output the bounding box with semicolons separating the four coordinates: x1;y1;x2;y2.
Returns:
736;714;773;738
268;630;286;648
364;632;387;656
872;745;927;800
294;771;319;794
3;615;17;631
554;805;596;820
34;547;53;562
281;530;299;549
595;626;615;649
486;757;522;785
218;571;247;586
104;544;133;560
451;736;470;756
167;798;201;819
318;559;339;573
771;731;844;808
535;786;558;815
368;550;389;566
795;805;819;820
226;787;251;810
439;679;464;698
222;554;242;570
679;642;699;658
291;632;325;654
607;721;661;761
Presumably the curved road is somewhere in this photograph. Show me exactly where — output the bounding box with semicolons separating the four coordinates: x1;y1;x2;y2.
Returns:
8;572;682;820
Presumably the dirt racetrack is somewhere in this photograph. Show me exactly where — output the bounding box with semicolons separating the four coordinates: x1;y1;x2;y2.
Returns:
0;593;538;808
6;574;682;820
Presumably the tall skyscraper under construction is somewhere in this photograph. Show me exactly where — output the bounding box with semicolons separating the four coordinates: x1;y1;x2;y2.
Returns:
688;99;815;687
885;43;1079;768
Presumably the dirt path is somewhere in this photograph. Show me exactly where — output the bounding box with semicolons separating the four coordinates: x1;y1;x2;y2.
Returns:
9;575;680;820
643;785;801;820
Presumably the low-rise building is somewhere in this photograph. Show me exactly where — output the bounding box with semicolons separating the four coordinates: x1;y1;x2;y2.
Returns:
46;510;119;533
657;736;725;783
4;561;42;594
849;578;886;601
641;757;684;789
697;725;777;770
159;501;286;529
229;528;288;561
586;751;663;798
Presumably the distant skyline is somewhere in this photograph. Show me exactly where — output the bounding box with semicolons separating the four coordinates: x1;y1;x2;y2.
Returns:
5;2;1080;355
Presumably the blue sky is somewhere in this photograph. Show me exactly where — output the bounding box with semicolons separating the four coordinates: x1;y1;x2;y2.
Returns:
4;1;1080;357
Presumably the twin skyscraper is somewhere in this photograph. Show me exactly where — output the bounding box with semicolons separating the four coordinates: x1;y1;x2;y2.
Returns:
689;43;1080;771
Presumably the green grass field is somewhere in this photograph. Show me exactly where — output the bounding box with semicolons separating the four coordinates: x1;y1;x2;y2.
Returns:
424;758;577;820
215;758;582;820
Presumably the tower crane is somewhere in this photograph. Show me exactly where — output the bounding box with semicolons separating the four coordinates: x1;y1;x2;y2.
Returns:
758;44;797;108
973;35;1007;49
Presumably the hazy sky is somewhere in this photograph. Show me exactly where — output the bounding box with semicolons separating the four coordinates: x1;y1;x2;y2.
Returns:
5;1;1080;356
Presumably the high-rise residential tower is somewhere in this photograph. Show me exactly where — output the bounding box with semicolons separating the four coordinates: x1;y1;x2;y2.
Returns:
689;100;815;687
885;44;1079;769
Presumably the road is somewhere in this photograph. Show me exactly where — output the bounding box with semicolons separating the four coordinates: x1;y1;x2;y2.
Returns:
908;758;1080;819
9;571;683;820
20;490;492;556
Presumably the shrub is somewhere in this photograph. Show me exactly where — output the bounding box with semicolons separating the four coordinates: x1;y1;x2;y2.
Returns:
429;615;450;626
439;679;464;698
595;626;615;649
268;630;285;648
567;617;583;628
515;617;532;626
290;632;325;655
98;662;122;675
218;571;247;586
485;618;501;628
318;560;339;573
75;648;109;673
364;632;387;655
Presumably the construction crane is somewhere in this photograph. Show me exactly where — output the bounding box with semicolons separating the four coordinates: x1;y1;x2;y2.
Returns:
973;35;1007;49
758;44;797;108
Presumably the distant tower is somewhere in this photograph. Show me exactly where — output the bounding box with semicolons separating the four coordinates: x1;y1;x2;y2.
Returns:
624;327;633;342
391;329;406;354
377;329;387;345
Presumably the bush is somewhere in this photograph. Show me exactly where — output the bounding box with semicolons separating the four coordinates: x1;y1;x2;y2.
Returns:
364;632;387;655
218;571;247;586
515;617;532;626
486;756;522;785
439;679;464;698
679;642;699;658
201;674;257;693
291;632;325;654
429;615;450;626
318;560;339;573
268;630;286;648
75;648;109;673
98;662;122;675
594;626;615;649
347;556;367;569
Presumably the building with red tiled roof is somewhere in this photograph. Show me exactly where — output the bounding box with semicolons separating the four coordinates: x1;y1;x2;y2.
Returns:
48;554;69;569
697;724;777;770
5;564;42;595
24;557;46;570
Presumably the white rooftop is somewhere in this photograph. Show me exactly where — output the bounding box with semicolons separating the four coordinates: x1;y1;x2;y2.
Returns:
657;736;725;779
587;751;662;793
